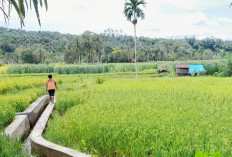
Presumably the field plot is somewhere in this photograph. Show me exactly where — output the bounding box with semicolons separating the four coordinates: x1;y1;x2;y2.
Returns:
45;77;232;156
0;74;84;156
0;74;82;130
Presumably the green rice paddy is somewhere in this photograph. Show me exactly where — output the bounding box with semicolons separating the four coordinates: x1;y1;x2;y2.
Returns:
44;77;232;156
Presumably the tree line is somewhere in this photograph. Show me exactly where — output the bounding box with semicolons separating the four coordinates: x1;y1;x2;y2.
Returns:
0;27;232;64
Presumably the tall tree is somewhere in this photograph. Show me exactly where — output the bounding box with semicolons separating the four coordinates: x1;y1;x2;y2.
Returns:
0;0;48;27
92;34;103;63
124;0;146;78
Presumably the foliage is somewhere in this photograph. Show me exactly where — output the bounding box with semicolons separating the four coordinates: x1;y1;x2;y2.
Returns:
195;151;221;157
7;65;54;74
215;53;232;77
0;0;48;27
0;134;29;157
6;60;227;76
124;0;146;22
17;47;40;64
45;77;232;156
0;65;8;73
96;77;107;84
7;63;158;74
64;32;103;64
1;27;232;64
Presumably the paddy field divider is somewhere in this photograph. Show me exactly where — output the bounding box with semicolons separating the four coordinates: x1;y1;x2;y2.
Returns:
3;95;90;157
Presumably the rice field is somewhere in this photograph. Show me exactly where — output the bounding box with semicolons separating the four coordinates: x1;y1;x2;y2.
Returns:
0;73;85;156
0;74;82;130
1;65;231;157
0;65;8;73
44;77;232;156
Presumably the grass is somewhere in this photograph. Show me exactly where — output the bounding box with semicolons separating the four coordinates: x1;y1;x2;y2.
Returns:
0;74;83;129
0;65;8;73
44;77;232;156
0;64;229;156
0;134;29;157
0;73;85;157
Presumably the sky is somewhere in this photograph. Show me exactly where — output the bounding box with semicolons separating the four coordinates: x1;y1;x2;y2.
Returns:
1;0;232;40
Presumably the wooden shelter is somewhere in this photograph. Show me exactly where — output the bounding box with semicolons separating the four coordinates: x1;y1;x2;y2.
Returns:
176;64;190;76
157;66;169;73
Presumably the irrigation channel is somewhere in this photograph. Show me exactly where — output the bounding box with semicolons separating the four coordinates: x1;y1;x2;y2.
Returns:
4;95;90;157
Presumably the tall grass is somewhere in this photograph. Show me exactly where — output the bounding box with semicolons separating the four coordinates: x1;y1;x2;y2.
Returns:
56;65;113;74
7;65;54;74
0;134;29;157
6;60;225;75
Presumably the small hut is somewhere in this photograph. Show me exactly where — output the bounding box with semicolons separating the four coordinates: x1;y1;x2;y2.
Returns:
157;66;169;73
176;64;190;76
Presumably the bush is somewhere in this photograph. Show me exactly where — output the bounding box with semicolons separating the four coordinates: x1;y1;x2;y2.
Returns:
96;77;106;84
202;62;225;75
215;69;231;77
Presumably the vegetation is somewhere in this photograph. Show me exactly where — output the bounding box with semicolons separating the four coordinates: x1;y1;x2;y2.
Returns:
0;0;48;27
6;60;227;76
0;134;29;157
0;27;232;64
45;77;232;156
0;65;8;73
1;68;230;156
0;74;81;130
0;73;84;157
7;65;54;74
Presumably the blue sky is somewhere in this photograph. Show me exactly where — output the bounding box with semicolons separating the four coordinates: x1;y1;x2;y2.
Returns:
1;0;232;39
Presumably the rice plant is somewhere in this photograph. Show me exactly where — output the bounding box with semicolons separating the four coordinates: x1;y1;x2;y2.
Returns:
45;77;232;156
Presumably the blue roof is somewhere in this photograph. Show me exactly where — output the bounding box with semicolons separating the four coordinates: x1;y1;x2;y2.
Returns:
189;65;206;72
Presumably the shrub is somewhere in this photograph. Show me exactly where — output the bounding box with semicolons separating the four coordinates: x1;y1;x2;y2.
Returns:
96;77;106;84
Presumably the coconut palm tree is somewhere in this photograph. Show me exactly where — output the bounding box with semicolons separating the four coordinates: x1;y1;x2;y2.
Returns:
0;0;48;27
124;0;146;78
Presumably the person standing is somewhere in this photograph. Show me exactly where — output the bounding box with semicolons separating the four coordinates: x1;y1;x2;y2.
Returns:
46;74;57;104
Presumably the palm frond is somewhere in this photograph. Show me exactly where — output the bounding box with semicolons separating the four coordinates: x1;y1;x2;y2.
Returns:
0;6;9;22
136;8;145;19
39;0;42;6
0;0;48;28
43;0;47;10
137;0;146;7
124;0;146;23
32;0;41;26
124;4;133;21
19;0;26;27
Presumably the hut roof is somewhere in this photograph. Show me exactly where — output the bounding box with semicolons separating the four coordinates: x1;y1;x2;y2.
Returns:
176;64;190;69
189;65;206;72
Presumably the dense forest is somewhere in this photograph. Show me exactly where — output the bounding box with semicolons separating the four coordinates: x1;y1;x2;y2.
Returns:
0;27;232;64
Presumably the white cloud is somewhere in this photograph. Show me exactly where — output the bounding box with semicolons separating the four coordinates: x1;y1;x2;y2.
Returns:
218;17;232;24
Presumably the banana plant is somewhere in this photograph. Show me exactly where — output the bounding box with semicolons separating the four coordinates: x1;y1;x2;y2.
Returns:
0;0;48;27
